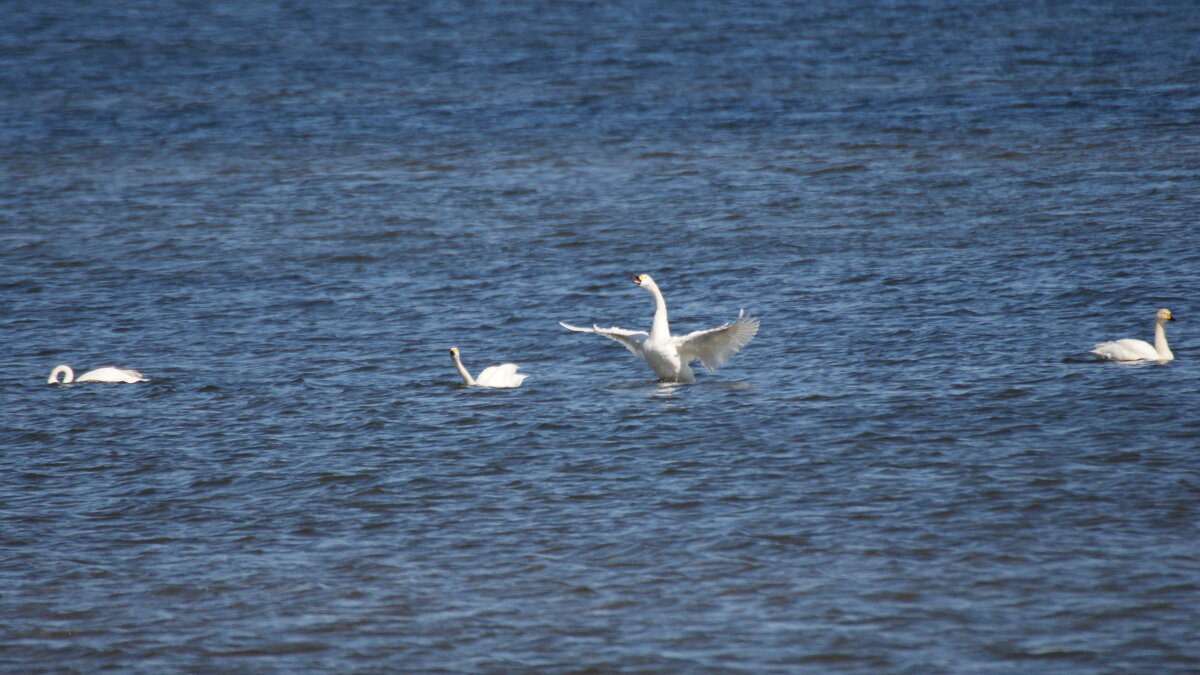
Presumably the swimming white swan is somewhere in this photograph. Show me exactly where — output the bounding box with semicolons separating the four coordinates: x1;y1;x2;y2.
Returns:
1090;308;1175;362
47;365;148;384
560;274;759;383
449;347;528;388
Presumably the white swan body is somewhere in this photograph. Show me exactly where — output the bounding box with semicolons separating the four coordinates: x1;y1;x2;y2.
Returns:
560;274;759;383
449;347;528;388
47;365;148;384
1090;308;1175;362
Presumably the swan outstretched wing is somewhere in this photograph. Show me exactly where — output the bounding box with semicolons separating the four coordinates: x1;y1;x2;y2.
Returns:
674;310;759;372
559;322;649;357
476;363;527;388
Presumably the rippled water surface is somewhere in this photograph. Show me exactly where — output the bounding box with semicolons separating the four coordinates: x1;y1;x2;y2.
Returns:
4;1;1200;672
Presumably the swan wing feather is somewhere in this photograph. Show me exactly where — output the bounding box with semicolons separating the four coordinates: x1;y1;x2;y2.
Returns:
559;321;648;357
475;363;526;388
77;367;147;383
1090;339;1158;361
674;310;759;372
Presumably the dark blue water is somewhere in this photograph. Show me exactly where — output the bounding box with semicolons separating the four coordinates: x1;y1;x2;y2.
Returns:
4;1;1200;671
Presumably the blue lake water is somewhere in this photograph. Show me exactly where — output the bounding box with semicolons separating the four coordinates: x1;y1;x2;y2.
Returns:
3;0;1200;671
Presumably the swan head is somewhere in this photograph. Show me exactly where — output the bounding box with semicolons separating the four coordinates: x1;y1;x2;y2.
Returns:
1156;308;1174;323
449;347;460;358
633;274;659;291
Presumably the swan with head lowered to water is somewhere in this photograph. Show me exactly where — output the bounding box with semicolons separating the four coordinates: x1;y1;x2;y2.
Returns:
47;365;148;384
1090;308;1176;362
560;274;759;383
449;347;528;388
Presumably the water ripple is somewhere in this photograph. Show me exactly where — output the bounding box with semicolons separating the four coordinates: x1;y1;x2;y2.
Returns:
3;0;1200;672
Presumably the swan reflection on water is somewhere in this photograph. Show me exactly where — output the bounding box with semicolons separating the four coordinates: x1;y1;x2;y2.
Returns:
601;378;754;399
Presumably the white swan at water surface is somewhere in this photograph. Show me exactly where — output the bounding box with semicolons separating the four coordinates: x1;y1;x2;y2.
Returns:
449;347;528;388
560;274;759;383
1090;308;1175;362
47;365;148;384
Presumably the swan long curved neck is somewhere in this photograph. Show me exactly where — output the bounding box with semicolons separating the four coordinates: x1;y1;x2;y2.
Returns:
1155;321;1173;359
647;284;670;340
451;351;475;385
48;365;74;384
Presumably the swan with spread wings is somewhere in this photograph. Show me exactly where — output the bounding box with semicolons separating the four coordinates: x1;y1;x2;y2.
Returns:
560;274;759;383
